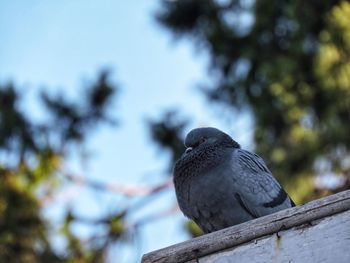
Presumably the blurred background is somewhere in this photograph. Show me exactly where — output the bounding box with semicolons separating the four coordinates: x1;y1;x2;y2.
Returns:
1;0;350;262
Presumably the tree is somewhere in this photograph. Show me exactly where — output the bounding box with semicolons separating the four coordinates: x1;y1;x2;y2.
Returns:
0;71;120;262
152;0;350;205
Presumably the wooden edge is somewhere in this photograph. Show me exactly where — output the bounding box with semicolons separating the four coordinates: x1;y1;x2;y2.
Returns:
142;190;350;263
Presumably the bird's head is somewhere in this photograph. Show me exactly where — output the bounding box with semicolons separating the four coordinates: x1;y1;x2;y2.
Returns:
184;127;240;154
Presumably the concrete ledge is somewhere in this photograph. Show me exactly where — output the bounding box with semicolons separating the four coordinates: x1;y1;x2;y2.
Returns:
142;190;350;263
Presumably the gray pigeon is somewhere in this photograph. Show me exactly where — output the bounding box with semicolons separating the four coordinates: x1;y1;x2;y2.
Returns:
173;127;295;233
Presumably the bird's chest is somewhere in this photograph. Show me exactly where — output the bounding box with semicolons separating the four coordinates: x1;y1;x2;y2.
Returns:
175;168;232;213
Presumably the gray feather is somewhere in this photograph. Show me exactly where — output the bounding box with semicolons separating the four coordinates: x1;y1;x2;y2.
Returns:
173;127;295;233
229;148;293;218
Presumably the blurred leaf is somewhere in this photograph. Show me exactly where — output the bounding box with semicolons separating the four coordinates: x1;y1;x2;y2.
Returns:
185;220;203;238
148;110;188;170
156;0;350;191
0;70;118;262
155;0;350;238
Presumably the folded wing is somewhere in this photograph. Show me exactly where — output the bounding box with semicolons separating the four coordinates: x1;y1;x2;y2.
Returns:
231;149;295;218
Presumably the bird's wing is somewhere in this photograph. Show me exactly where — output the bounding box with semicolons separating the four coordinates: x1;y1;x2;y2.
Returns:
230;149;295;218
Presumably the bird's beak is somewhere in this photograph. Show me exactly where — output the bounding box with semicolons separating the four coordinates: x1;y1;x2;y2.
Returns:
185;147;193;154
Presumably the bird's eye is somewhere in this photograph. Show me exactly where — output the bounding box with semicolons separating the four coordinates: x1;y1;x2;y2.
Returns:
199;137;206;144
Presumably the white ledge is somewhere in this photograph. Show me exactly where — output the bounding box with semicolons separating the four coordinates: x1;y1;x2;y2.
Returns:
142;189;350;263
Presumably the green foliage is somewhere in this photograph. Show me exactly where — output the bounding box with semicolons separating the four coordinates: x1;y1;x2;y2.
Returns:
41;70;116;145
149;111;188;170
0;71;117;262
0;85;37;156
185;221;203;238
0;168;54;263
155;0;350;205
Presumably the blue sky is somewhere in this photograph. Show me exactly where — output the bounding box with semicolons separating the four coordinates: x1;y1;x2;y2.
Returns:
0;1;253;261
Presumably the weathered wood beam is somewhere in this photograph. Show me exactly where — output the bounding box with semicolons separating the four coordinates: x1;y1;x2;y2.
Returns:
142;190;350;263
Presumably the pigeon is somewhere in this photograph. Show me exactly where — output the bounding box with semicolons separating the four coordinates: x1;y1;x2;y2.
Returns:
173;127;295;233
